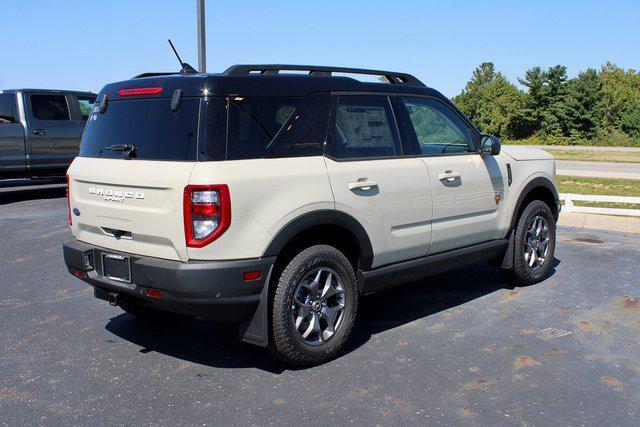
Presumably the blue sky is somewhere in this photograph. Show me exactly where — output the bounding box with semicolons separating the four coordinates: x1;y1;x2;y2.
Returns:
3;0;639;97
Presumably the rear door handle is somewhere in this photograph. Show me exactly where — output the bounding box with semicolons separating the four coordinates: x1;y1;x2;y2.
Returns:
438;171;461;181
348;180;378;191
32;128;46;135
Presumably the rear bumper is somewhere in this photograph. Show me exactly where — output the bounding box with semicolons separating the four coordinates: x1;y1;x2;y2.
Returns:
63;240;274;323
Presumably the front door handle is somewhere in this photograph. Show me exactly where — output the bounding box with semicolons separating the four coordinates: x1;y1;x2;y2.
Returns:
438;171;461;181
32;128;46;135
348;180;378;191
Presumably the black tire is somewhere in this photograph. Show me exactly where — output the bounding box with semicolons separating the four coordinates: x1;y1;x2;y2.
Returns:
508;200;556;285
270;245;359;366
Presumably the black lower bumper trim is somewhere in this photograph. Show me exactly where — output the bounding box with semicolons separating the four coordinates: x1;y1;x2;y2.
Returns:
63;240;275;323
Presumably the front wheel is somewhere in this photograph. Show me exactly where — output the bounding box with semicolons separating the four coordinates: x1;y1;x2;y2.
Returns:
508;200;556;285
270;245;359;366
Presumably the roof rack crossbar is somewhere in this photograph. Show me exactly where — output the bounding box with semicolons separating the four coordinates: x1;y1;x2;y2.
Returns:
222;64;425;86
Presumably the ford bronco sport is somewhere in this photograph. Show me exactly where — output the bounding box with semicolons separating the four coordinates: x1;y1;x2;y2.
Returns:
63;64;559;366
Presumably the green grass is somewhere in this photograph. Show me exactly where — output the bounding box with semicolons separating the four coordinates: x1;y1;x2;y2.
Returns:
544;149;640;163
502;132;640;148
556;176;640;210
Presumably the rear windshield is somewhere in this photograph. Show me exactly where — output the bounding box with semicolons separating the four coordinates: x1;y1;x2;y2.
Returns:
80;98;200;161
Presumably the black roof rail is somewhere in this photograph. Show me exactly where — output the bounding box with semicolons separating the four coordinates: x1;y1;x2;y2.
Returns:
222;64;425;86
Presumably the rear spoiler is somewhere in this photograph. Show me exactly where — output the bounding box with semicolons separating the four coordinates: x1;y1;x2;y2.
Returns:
133;72;179;79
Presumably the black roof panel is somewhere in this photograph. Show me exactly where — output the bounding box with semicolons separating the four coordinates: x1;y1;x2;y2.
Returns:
102;67;440;99
203;74;442;97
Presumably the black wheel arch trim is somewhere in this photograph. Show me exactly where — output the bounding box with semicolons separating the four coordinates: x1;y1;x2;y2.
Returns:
262;209;375;270
510;176;560;231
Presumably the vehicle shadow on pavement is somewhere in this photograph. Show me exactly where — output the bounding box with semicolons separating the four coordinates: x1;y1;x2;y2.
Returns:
0;187;65;205
105;259;559;373
349;259;558;349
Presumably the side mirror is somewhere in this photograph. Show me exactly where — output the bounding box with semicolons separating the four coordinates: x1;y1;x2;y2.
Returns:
480;135;501;156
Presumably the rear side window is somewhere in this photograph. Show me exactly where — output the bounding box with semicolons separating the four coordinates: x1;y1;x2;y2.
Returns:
77;96;97;120
328;95;400;159
79;98;199;161
264;94;330;158
401;97;473;154
31;95;70;121
0;94;17;124
227;97;299;160
199;93;330;161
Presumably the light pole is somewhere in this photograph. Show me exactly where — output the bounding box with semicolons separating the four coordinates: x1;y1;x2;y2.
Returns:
197;0;206;73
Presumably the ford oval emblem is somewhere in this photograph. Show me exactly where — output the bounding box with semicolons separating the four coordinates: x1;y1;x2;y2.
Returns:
73;208;81;216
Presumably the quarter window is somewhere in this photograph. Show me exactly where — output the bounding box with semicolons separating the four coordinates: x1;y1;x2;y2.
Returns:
216;94;330;160
31;95;70;121
329;95;400;159
226;97;300;160
401;97;473;154
77;96;97;120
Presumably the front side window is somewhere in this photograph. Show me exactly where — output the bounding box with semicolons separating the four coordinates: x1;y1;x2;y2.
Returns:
0;94;17;124
77;96;97;120
401;97;473;155
30;94;70;121
329;95;400;159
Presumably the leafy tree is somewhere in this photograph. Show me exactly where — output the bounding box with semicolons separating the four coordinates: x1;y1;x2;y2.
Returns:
452;61;640;146
600;62;640;138
453;62;526;139
541;65;570;136
518;65;571;137
518;66;546;134
621;104;640;139
565;68;603;139
470;62;498;87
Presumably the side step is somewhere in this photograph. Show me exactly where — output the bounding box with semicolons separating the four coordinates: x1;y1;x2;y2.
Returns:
359;239;509;295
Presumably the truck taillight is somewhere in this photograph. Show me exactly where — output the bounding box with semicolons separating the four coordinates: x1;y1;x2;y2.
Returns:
66;174;72;226
184;185;231;248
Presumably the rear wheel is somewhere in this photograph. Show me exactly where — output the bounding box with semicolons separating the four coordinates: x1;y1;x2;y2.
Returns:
508;200;556;285
270;245;358;366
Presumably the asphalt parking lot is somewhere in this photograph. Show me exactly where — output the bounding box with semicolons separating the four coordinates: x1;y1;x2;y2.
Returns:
1;189;639;425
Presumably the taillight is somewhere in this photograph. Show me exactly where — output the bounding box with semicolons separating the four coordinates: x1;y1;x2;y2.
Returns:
184;185;231;248
66;174;72;226
117;87;163;97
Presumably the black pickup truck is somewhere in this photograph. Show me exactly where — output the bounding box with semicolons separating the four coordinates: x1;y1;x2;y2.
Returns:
0;89;96;178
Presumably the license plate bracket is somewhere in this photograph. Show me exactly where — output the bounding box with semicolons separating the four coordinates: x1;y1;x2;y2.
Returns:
101;252;131;283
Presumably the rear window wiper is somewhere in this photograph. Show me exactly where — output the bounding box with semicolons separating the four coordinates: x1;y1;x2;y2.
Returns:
99;144;137;158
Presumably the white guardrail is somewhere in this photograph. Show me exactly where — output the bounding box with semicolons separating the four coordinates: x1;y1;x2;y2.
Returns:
559;193;640;217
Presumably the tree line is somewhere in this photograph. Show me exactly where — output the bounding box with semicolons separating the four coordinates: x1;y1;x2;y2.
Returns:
452;62;640;146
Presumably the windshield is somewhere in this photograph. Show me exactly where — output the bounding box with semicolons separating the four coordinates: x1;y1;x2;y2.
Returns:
79;98;200;161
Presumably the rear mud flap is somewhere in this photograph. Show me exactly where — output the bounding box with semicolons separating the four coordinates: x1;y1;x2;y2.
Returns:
238;265;273;347
500;230;515;269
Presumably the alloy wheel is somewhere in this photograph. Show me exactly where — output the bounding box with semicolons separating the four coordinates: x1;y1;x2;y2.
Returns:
291;267;345;345
524;215;550;271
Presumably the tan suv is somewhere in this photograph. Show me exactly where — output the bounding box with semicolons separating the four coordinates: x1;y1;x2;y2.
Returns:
63;65;559;366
